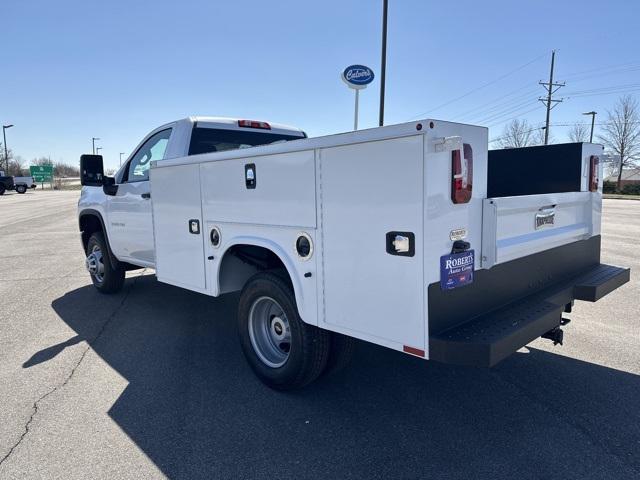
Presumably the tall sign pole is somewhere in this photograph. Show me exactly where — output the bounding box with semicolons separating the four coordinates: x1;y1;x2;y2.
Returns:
379;0;388;126
354;89;360;130
341;65;375;131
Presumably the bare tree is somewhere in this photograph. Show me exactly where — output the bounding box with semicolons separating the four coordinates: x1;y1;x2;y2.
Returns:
496;119;536;148
533;126;554;146
569;123;590;143
32;156;53;166
8;155;26;176
598;95;640;190
54;161;80;177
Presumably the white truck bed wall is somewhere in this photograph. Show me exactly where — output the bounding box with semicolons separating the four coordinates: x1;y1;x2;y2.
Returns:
150;120;488;357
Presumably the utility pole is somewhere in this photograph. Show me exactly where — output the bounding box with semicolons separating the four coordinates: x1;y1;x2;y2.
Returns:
538;50;565;145
583;111;597;143
92;137;100;155
378;0;388;126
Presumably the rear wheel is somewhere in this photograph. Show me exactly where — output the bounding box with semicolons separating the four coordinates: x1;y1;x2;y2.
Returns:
0;184;5;195
238;272;329;390
16;185;27;194
86;232;125;294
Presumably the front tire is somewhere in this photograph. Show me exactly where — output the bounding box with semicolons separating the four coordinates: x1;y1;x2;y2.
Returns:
238;272;329;390
86;232;125;294
16;185;27;194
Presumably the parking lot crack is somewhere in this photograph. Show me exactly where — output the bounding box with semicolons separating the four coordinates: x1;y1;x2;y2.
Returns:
0;274;143;468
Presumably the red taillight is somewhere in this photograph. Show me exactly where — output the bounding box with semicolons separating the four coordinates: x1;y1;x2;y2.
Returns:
451;143;473;204
238;120;271;130
589;155;599;192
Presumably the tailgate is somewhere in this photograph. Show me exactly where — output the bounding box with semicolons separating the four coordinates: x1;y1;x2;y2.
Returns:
481;191;599;268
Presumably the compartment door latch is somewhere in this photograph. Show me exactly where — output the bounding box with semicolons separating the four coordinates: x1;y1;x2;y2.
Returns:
386;232;415;257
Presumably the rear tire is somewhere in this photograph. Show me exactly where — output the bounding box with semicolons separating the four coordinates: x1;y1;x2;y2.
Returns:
86;232;125;294
16;185;27;194
0;184;5;195
323;332;356;376
238;272;329;390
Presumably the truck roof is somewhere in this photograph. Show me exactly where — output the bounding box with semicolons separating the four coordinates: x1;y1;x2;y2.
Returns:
185;116;306;136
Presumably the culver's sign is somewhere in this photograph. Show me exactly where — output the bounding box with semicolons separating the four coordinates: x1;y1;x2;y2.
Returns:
342;65;375;89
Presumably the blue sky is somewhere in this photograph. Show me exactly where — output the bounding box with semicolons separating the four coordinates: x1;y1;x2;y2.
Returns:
3;0;640;170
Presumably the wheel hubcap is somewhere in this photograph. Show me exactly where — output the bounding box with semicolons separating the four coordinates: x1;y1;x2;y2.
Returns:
248;296;291;368
85;245;105;283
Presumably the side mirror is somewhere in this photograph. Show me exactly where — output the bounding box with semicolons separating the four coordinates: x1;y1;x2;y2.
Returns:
103;176;118;196
80;154;105;186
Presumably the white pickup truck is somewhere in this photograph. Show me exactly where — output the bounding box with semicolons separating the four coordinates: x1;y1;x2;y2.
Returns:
78;116;630;389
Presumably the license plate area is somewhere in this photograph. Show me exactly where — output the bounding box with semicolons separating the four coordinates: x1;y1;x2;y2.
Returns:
440;250;475;290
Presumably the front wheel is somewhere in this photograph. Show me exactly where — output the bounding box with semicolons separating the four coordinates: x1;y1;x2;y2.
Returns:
16;185;27;194
238;272;330;390
86;232;125;294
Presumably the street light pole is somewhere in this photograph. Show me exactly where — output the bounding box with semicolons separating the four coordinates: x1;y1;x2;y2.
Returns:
3;124;14;174
378;0;388;127
92;137;100;155
582;111;597;143
96;147;103;155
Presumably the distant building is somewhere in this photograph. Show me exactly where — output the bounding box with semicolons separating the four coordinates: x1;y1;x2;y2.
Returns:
604;167;640;186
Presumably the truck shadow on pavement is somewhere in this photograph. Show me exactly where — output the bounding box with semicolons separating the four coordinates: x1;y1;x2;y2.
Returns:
45;274;639;480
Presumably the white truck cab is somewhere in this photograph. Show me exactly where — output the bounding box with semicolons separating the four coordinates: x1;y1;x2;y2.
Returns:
79;117;306;268
78;116;630;390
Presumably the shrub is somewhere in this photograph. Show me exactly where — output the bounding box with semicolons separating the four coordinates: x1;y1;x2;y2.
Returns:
621;183;640;195
603;181;617;194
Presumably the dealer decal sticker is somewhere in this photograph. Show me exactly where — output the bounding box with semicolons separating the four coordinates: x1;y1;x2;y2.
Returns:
440;250;475;290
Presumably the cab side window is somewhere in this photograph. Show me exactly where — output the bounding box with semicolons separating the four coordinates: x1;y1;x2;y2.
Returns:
124;129;172;182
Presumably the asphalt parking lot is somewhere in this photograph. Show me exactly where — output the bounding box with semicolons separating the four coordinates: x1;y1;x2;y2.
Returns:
0;190;638;480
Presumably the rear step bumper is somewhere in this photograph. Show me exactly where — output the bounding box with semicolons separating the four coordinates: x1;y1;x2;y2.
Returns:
429;262;629;367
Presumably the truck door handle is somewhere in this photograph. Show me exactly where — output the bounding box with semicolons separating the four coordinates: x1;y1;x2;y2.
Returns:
141;192;151;199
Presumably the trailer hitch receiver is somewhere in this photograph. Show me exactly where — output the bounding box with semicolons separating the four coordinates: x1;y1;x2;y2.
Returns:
541;326;564;346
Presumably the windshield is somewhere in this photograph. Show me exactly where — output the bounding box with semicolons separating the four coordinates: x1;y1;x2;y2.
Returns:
188;127;304;156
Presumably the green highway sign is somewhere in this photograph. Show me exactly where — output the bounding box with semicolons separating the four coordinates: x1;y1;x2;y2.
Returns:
30;165;54;182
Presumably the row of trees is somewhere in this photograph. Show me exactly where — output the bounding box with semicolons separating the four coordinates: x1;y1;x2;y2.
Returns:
495;95;640;191
0;149;80;178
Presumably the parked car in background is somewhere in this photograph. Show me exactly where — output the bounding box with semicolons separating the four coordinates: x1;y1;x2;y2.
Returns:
0;175;15;195
13;176;36;193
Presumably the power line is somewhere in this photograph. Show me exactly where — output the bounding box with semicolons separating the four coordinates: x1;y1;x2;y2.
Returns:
407;52;547;120
563;64;640;83
549;121;640;127
562;61;640;79
474;99;540;125
464;87;541;123
464;64;640;122
566;88;640;99
564;83;640;95
489;125;544;144
487;104;545;128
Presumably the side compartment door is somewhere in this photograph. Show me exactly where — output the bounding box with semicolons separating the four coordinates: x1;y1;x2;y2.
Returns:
151;163;206;292
319;135;425;352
